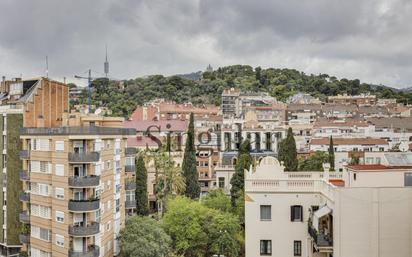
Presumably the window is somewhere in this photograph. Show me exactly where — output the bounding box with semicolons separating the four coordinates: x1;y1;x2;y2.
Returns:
56;211;64;223
405;173;412;186
125;157;135;166
260;205;271;221
55;164;64;176
290;205;303;222
55;234;64;247
30;161;51;173
55;188;64;199
218;177;225;188
293;241;302;256
95;210;101;223
31;183;51;196
106;221;111;231
31;225;52;242
55;141;64;151
30;247;51;257
260;240;272;255
31;204;51;219
31;139;50;151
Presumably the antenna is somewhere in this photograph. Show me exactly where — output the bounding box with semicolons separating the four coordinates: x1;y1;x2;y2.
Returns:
46;56;49;78
74;69;93;114
104;45;109;78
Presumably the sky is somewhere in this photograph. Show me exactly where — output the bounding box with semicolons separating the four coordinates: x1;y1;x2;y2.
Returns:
0;0;411;88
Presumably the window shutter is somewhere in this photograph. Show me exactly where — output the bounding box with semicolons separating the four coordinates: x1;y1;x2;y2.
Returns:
299;206;303;222
291;206;294;221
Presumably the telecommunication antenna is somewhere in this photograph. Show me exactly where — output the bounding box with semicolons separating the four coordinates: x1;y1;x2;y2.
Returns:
74;69;95;114
104;45;109;78
46;56;49;78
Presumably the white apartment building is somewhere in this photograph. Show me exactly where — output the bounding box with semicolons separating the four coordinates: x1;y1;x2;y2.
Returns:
245;156;412;257
310;137;389;152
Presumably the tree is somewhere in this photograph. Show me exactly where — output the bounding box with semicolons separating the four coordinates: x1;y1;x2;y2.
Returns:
182;113;200;199
230;139;252;207
135;155;149;216
201;189;232;213
298;151;329;171
154;152;185;213
119;216;171;257
162;197;241;257
328;136;335;171
278;127;298;171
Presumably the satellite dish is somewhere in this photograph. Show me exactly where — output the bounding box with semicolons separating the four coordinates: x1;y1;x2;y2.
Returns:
95;108;102;115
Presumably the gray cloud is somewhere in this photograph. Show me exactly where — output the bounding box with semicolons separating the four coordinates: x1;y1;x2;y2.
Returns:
0;0;411;88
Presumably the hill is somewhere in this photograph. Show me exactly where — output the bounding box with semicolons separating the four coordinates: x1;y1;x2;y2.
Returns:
73;65;412;118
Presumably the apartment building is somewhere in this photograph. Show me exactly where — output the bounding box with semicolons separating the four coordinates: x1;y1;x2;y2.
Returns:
245;156;412;257
19;113;135;257
310;137;389;152
0;77;69;257
327;93;377;106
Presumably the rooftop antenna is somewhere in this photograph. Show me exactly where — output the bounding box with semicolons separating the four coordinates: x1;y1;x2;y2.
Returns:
104;45;109;78
46;56;49;78
75;69;93;113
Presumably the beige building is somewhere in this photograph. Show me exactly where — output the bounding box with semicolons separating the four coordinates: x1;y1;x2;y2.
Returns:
19;113;135;257
245;156;412;257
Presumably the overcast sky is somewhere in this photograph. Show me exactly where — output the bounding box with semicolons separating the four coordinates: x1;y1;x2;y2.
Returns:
0;0;411;88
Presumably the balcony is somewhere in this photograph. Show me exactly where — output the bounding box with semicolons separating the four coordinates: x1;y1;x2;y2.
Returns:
69;176;100;188
19;192;30;202
68;152;100;163
125;180;136;190
69;245;100;257
308;225;333;248
68;199;100;212
19;150;29;159
69;222;100;237
19;170;30;181
125;147;136;156
125;165;135;173
125;200;136;209
19;212;30;223
19;234;30;244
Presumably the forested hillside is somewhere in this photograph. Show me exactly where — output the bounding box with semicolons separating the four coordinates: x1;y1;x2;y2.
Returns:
74;65;412;118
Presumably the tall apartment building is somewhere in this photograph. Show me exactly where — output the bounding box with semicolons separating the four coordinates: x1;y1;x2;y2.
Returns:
245;156;412;257
0;77;69;257
19;113;135;257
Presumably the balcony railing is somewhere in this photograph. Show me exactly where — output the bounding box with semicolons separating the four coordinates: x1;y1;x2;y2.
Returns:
69;222;100;236
68;152;100;163
125;165;135;173
125;147;136;156
21;126;136;136
125;180;136;190
19;212;30;223
19;170;30;181
125;200;136;209
68;176;100;188
69;245;100;257
19;192;30;202
308;225;333;247
19;150;29;159
19;234;30;244
68;199;100;212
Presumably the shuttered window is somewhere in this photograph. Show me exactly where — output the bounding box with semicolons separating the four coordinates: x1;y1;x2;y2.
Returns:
30;247;51;257
55;141;64;151
31;204;51;219
260;205;271;221
30;161;51;173
31;139;50;151
290;205;303;222
30;183;51;196
55;164;64;176
31;225;52;242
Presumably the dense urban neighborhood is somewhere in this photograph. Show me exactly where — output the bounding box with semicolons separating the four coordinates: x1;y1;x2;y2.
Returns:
0;71;411;257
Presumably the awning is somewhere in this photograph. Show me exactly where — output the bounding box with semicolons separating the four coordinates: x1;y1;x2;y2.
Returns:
313;205;332;229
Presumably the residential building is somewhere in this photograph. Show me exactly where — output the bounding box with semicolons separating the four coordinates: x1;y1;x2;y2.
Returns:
245;156;412;257
0;77;69;257
327;93;376;106
310;137;389;152
19;113;135;257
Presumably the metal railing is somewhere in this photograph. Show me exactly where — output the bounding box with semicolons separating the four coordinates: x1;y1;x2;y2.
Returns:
69;222;100;236
308;225;333;247
19;212;30;223
68;176;100;187
125;147;137;156
19;234;30;244
68;152;100;163
19;192;30;202
19;170;30;181
125;200;136;209
125;165;136;173
69;245;100;257
21;126;136;136
125;180;136;190
19;150;29;159
68;199;100;212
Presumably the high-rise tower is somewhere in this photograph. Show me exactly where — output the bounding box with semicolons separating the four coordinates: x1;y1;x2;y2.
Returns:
104;45;109;78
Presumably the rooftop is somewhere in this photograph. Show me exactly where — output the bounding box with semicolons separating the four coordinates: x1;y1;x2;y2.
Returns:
310;137;388;145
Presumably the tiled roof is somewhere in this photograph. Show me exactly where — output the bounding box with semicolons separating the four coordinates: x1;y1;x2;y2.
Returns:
310;137;388;145
123;120;188;132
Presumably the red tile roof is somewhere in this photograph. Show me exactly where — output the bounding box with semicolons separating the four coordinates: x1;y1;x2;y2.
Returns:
329;179;345;187
123;120;188;132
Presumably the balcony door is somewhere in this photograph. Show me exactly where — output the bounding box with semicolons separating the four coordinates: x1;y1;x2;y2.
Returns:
73;213;84;226
73;165;85;177
73;238;84;252
73;141;85;154
73;190;84;201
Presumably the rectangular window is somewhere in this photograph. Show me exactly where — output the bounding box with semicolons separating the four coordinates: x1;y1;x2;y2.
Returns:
31;139;50;151
55;234;64;247
55;188;64;199
260;205;271;221
55;164;64;176
405;173;412;186
55;141;64;151
294;241;302;256
218;177;225;188
125;157;135;166
31;225;52;242
56;211;64;223
30;161;51;173
290;205;303;222
260;240;272;255
95;210;101;223
31;204;51;219
30;247;51;257
31;183;51;196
